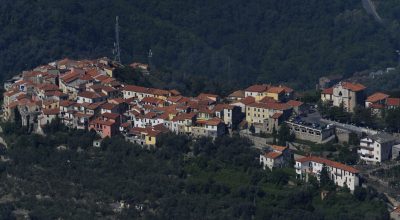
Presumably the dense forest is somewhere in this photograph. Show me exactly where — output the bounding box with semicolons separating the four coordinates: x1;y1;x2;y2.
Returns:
0;121;390;219
0;0;399;92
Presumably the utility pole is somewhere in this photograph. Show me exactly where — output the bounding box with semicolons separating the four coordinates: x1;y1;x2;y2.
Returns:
113;16;121;63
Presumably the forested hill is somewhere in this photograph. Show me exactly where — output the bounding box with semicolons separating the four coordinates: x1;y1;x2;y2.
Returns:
0;0;399;90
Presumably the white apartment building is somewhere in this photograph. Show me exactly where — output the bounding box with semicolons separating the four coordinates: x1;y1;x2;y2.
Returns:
260;152;284;170
260;145;290;171
358;133;396;164
295;156;360;191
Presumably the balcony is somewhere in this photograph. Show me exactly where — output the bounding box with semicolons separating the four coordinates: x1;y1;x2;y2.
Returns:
359;145;374;151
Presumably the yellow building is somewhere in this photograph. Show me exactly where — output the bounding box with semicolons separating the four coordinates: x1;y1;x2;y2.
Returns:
104;67;114;77
246;102;291;124
320;87;333;103
145;131;159;145
266;86;285;101
244;84;269;102
244;84;291;102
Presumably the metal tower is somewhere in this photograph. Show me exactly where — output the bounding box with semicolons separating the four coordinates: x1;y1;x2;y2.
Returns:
148;49;153;72
113;16;121;63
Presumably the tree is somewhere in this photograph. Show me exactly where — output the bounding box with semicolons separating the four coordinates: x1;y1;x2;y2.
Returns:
385;108;400;132
354;187;367;201
320;164;335;190
13;107;22;127
272;126;277;145
277;123;294;146
348;132;360;146
249;124;255;134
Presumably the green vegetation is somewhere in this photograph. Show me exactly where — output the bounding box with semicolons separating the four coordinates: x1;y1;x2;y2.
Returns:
0;123;389;219
372;165;400;191
0;1;399;93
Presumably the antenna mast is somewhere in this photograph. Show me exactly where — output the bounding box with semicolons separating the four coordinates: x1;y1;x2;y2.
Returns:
148;49;153;72
113;16;121;63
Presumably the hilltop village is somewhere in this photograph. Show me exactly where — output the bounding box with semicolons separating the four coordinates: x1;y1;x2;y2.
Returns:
3;57;400;207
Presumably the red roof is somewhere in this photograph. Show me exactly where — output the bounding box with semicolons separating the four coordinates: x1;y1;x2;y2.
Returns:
59;100;75;107
267;86;285;94
279;85;294;93
45;90;67;97
144;112;158;119
101;112;120;120
120;122;132;128
272;145;288;152
169;89;181;96
60;71;80;83
387;98;400;106
322;87;333;95
167;96;183;103
205;117;223;126
287;100;303;107
341;82;366;92
78;91;103;99
123;85;149;93
369;103;384;109
42;108;60;115
90;118;115;126
141;97;164;105
172;112;197;122
214;104;235;111
108;98;126;104
245;84;269;93
197;93;219;99
37;84;59;91
366;92;389;103
240;96;256;105
271;113;283;119
259;96;277;104
296;156;359;173
228;90;245;98
265;151;282;159
150;88;170;96
101;103;117;110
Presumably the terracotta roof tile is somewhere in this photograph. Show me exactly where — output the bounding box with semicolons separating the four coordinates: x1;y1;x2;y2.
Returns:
245;84;269;93
387;98;400;107
272;145;288;152
240;96;256;105
267;86;285;94
287;100;303;107
366;92;389;103
228;90;245;98
341;82;366;92
322;87;333;95
296;156;358;173
123;85;150;93
265;151;282;159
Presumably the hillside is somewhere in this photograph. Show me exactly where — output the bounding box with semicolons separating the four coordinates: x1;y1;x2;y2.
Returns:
0;124;389;219
0;0;398;91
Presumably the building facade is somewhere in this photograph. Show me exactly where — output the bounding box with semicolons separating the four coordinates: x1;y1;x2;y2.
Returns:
358;133;396;164
295;156;359;191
